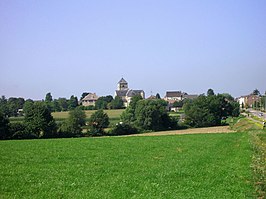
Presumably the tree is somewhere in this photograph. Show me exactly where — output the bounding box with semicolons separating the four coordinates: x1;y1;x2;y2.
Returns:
120;95;142;123
80;92;90;100
68;95;78;110
23;99;34;114
45;93;54;112
252;89;260;96
134;99;175;131
24;102;57;138
0;96;9;116
173;100;183;108
207;89;215;96
45;92;53;103
59;107;86;137
95;96;114;110
183;94;239;128
88;110;109;136
0;111;10;139
53;99;62;112
156;93;161;99
7;97;25;117
58;98;68;111
110;96;124;109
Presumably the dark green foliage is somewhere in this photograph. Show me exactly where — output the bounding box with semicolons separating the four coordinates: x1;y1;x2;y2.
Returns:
95;97;108;110
109;96;124;109
134;99;176;131
68;95;78;110
184;94;240;128
81;105;95;110
9;123;31;139
207;88;215;96
23;99;34;114
24;102;57;138
122;97;176;131
0;111;10;139
0;96;9;116
253;88;260;96
88;110;109;136
58;98;68;111
110;123;138;135
120;95;143;124
156;93;161;99
81;92;90;100
52;99;62;112
173;100;184;108
59;107;86;137
0;96;25;117
45;92;53;102
95;96;114;110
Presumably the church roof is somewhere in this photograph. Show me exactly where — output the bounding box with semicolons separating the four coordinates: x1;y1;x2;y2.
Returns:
82;93;98;101
115;90;128;97
126;90;144;97
118;78;127;84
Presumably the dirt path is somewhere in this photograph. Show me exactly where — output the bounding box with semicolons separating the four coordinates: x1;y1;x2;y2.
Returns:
125;126;235;137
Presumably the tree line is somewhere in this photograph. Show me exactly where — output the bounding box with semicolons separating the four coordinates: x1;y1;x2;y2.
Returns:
0;100;111;139
0;89;241;139
0;92;125;118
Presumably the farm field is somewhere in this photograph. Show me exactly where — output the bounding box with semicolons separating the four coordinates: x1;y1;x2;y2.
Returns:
0;132;254;198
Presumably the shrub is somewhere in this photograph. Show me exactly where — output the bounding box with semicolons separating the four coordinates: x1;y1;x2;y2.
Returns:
88;110;109;136
0;111;10;140
110;123;139;136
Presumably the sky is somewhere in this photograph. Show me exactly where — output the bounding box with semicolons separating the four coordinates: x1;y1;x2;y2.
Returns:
1;0;266;100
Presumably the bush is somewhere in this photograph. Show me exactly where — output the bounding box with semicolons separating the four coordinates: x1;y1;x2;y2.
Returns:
58;107;86;137
110;123;139;136
10;122;37;139
0;111;10;140
88;110;109;136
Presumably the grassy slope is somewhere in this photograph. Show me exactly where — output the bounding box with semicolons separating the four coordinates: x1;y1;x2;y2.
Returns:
0;133;253;198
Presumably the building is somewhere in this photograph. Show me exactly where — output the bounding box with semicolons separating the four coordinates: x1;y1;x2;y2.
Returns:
164;91;184;101
237;94;260;108
114;78;145;107
164;91;198;102
81;93;99;106
164;91;198;111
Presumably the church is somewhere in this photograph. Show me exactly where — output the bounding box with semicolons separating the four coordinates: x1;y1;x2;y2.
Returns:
114;78;145;107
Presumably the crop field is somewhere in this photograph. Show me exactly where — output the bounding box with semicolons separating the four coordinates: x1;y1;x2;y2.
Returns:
0;132;254;198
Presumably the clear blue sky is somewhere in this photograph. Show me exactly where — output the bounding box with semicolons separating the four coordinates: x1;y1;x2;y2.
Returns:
1;0;266;100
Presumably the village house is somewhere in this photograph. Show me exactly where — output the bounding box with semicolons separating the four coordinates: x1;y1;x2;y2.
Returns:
114;78;145;107
81;93;99;106
237;94;260;108
164;91;198;112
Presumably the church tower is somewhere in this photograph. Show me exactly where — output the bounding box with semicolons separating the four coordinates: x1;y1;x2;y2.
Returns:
117;78;128;91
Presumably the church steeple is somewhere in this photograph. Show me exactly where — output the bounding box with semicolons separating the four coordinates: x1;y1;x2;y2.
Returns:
117;78;128;91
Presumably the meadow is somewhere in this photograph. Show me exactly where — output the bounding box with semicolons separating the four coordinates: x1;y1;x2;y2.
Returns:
0;132;254;198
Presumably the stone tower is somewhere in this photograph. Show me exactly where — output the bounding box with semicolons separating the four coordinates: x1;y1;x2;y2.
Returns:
117;78;128;91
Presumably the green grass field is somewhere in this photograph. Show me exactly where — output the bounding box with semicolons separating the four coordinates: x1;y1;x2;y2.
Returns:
0;133;254;198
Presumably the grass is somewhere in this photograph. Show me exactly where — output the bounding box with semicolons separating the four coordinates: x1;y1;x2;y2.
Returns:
230;116;266;198
250;130;266;198
0;133;254;198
